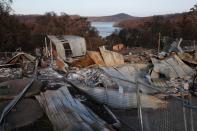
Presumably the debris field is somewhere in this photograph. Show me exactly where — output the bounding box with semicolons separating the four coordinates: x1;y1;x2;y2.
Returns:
0;36;197;131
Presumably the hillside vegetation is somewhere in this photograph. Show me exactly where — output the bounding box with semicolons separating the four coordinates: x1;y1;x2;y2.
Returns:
0;1;104;52
106;5;197;50
1;0;197;52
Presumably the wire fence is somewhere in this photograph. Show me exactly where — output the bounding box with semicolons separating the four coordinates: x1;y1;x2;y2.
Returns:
119;92;197;131
141;95;197;131
112;76;197;131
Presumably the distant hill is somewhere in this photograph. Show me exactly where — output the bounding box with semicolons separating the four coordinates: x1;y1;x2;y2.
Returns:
118;13;186;28
87;13;138;22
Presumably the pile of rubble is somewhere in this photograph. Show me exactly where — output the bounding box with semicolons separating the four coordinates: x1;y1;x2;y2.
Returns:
0;35;197;131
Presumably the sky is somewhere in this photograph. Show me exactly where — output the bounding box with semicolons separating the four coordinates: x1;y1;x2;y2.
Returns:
12;0;197;17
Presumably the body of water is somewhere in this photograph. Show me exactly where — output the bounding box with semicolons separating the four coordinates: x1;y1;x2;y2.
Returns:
91;22;121;38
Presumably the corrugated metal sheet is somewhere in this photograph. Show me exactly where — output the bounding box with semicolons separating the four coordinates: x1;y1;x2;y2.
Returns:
151;54;194;79
36;86;110;131
68;81;164;109
100;64;158;94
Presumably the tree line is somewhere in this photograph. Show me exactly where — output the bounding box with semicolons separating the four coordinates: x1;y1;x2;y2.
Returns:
0;0;105;52
106;4;197;50
1;1;197;53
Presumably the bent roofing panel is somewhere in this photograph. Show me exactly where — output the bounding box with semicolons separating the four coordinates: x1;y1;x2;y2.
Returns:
48;35;86;58
36;86;109;131
151;54;194;79
100;64;158;94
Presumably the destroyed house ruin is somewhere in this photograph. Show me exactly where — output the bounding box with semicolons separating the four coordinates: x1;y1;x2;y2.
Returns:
0;36;197;131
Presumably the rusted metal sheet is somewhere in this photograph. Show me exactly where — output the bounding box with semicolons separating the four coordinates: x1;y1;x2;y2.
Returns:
36;86;110;131
71;51;105;68
70;49;124;68
87;51;105;65
99;48;124;66
71;55;95;68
